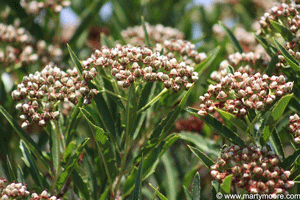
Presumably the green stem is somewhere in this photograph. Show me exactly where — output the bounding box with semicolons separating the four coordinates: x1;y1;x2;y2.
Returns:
137;88;168;114
99;89;127;100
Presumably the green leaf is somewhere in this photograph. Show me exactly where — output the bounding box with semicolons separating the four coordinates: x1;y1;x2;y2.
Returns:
192;172;200;200
99;187;110;200
226;65;234;75
179;132;220;156
194;46;220;73
220;175;232;194
141;16;151;47
161;152;178;200
94;127;118;187
136;86;194;163
187;107;245;146
254;34;277;56
265;54;279;76
137;88;168;114
125;84;139;137
6;156;17;183
57;138;90;191
274;39;300;72
0;105;49;170
131;157;143;200
260;94;293;145
80;108;119;187
124;134;179;198
188;146;215;169
143;134;179;179
215;108;248;134
211;180;220;196
50;121;60;176
183;186;192;200
20;141;48;189
219;22;243;53
72;170;91;200
279;149;300;169
0;77;7;105
64;141;76;161
94;92;117;138
183;165;200;188
67;44;83;76
270;20;294;42
149;183;168;200
66;99;83;143
269;128;285;159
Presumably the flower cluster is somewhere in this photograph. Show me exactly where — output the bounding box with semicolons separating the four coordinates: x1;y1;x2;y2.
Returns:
12;64;98;129
121;23;184;46
258;3;300;37
0;181;30;199
198;72;293;118
154;39;207;65
289;113;300;144
30;190;60;200
0;178;60;200
210;144;294;195
210;52;269;82
0;22;62;68
20;0;71;15
82;44;199;91
258;3;300;69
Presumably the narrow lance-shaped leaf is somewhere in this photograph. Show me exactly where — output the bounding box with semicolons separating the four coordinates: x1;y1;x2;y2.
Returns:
50;121;61;177
219;22;243;53
179;132;220;156
94;127;119;187
131;157;143;200
149;183;168;200
189;145;215;169
161;152;178;200
274;39;300;72
279;149;300;170
141;16;151;47
270;20;294;42
265;54;279;76
72;170;91;200
20;141;49;189
187;107;245;146
215;108;249;135
260;93;293;145
56;138;90;191
194;46;220;73
226;65;234;75
220;175;232;194
67;44;83;75
183;186;192;200
135;85;194;164
253;34;277;56
123;134;179;198
0;105;49;170
80;108;119;186
6;156;17;183
269;128;285;159
192;172;200;200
